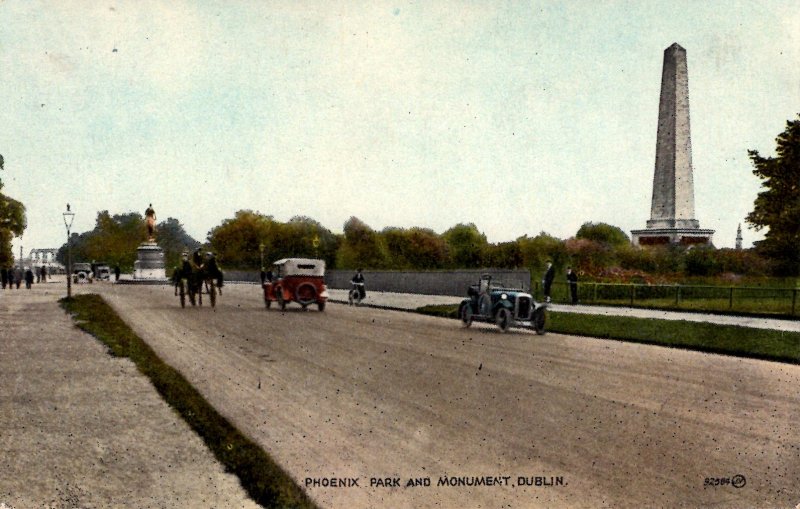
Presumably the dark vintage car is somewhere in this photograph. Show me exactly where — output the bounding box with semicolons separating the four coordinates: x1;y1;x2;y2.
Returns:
458;274;546;334
72;262;94;284
262;258;328;311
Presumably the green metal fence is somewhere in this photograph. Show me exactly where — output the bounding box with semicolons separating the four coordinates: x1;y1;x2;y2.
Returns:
536;281;800;316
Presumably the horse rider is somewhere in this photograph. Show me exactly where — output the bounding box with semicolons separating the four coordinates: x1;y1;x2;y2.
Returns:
205;252;223;295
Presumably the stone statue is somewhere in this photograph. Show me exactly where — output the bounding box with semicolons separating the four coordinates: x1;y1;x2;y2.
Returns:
145;203;157;241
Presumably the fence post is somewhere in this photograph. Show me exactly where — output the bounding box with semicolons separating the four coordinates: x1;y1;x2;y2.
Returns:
729;287;734;310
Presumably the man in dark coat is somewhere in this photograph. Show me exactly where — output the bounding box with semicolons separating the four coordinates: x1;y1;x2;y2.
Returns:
24;268;34;289
566;267;579;305
542;261;555;303
1;267;7;289
351;268;366;300
14;266;23;289
114;265;120;282
40;265;47;283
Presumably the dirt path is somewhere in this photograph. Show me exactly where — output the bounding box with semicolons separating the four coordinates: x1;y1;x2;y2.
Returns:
95;283;800;508
0;285;260;509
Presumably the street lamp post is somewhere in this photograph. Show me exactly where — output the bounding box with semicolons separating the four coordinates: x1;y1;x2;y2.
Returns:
62;204;75;298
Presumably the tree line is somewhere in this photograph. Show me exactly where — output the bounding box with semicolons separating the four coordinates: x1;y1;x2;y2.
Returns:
0;154;27;267
49;113;800;280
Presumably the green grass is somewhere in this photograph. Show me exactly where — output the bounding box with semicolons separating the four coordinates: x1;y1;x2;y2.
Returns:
60;295;317;509
417;303;800;364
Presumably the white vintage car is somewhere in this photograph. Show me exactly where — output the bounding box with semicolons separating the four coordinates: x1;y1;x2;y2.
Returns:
262;258;329;311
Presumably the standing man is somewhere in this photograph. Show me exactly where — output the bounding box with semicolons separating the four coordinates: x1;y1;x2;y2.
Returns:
1;267;7;289
114;265;121;282
24;268;34;289
40;265;47;283
566;267;579;305
542;261;555;303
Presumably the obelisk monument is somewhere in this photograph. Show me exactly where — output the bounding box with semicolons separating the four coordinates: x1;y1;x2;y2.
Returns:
632;43;714;246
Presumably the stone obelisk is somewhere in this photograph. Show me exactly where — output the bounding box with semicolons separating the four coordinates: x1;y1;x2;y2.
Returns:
632;43;714;246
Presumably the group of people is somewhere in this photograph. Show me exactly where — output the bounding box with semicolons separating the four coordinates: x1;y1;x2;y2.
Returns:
172;248;224;294
1;266;42;290
541;261;579;305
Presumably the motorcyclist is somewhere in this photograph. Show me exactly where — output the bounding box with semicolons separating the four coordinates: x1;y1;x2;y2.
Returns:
351;268;366;300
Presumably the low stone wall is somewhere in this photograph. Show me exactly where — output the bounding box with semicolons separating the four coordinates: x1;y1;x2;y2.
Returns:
224;269;532;297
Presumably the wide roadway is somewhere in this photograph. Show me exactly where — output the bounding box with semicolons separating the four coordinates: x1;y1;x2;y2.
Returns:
92;283;800;509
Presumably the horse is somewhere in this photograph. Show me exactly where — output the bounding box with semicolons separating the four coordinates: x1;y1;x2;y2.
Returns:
177;251;222;308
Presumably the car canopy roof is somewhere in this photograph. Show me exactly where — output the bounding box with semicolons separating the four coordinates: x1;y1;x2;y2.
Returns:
272;258;326;277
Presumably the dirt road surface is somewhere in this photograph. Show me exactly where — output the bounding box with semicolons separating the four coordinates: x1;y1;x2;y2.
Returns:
0;286;260;509
92;283;800;508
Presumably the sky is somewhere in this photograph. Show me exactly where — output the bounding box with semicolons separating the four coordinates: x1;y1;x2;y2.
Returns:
1;0;798;258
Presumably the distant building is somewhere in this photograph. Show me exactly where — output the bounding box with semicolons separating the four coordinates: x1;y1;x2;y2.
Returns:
631;44;714;247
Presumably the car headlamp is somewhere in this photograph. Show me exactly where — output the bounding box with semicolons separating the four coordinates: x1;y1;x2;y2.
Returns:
501;293;508;300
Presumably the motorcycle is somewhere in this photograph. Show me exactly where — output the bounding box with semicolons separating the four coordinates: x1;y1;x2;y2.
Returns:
349;282;365;306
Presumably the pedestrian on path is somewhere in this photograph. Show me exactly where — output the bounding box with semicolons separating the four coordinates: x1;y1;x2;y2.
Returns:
24;268;34;289
542;261;555;303
566;267;578;304
1;267;7;289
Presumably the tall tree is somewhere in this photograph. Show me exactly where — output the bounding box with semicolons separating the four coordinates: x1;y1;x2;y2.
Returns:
57;211;198;272
336;217;390;269
441;223;487;268
0;155;27;267
575;222;630;247
746;115;800;275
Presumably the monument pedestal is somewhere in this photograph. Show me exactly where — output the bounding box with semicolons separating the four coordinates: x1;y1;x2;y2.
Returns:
133;241;167;280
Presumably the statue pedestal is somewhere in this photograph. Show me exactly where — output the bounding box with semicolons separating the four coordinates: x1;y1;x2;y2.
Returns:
133;241;167;280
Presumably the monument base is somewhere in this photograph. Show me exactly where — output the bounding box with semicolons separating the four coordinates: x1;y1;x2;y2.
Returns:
631;228;715;247
132;241;168;281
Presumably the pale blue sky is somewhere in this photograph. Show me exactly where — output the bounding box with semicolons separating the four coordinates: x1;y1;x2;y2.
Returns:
2;0;798;256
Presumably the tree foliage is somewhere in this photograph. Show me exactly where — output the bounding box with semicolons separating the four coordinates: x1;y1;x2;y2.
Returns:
57;211;198;272
576;222;630;247
336;217;389;269
0;155;27;267
441;223;487;268
207;211;339;270
0;194;26;267
746;115;800;275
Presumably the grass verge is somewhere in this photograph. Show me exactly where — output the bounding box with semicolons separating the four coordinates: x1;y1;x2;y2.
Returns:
416;304;800;364
60;294;317;509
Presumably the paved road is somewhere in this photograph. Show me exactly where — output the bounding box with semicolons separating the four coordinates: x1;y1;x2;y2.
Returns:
0;285;259;509
90;283;800;508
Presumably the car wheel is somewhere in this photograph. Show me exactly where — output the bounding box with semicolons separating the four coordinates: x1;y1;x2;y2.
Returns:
459;303;473;328
318;301;326;312
296;283;317;306
495;307;512;333
533;309;546;335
